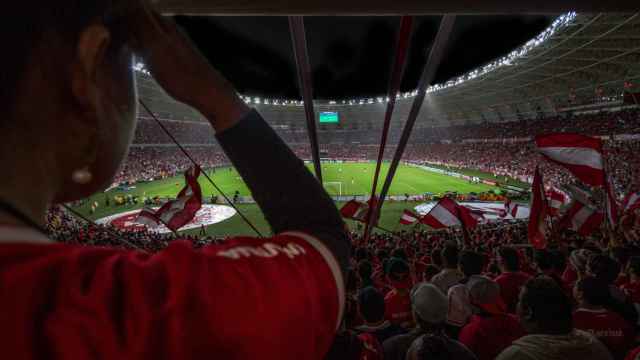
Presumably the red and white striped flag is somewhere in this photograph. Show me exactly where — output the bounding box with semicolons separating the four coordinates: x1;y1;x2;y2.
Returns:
341;197;378;224
528;166;549;249
135;208;161;228
547;189;567;217
559;200;604;236
399;210;420;225
622;191;640;213
420;197;479;229
148;166;203;232
535;134;605;187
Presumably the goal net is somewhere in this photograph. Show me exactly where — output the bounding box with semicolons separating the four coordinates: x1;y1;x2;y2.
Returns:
323;182;342;197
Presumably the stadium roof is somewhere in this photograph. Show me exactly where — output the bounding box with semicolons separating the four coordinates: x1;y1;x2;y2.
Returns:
138;12;640;129
155;0;636;15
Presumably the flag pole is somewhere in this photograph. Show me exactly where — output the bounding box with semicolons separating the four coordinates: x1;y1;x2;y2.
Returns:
372;16;457;240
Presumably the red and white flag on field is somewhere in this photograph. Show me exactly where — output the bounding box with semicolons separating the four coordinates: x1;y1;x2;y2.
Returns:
468;209;486;223
558;200;604;236
500;199;519;218
535;134;605;187
622;191;640;213
420;197;479;229
341;197;378;224
135;208;161;228
547;189;568;217
399;210;420;225
137;166;203;232
528;166;549;249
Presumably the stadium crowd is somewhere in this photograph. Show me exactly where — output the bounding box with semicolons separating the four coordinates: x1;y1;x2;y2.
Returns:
330;221;640;360
114;139;640;201
428;108;640;143
132;107;640;145
48;198;640;360
119;107;640;198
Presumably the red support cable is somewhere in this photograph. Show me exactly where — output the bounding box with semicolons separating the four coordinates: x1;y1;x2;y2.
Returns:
363;16;414;242
289;16;323;183
375;15;457;224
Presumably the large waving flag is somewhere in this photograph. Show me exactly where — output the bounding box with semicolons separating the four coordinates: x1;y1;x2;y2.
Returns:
547;189;568;217
622;191;640;213
420;197;478;229
558;200;604;236
341;197;378;224
136;166;203;232
399;210;420;225
535;134;605;187
528;166;549;249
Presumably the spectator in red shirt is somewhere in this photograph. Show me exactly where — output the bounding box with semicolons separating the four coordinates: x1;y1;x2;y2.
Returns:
0;2;349;358
564;249;593;288
611;247;631;287
533;249;565;289
423;264;441;282
384;258;414;328
355;286;406;345
386;283;477;360
573;277;635;359
357;260;375;289
587;254;638;325
621;256;640;304
497;277;612;360
495;246;532;313
459;276;525;360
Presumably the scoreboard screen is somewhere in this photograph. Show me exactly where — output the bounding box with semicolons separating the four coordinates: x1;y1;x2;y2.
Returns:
319;112;339;123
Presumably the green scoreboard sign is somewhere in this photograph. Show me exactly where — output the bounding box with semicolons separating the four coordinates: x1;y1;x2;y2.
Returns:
319;112;339;123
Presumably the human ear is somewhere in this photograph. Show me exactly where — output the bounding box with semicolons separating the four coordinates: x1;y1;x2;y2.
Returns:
71;24;112;113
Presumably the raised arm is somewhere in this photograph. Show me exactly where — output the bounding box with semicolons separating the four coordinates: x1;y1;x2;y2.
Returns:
130;5;349;272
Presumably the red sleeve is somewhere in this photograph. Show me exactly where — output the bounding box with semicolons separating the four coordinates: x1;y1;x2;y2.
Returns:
458;321;478;352
0;232;344;359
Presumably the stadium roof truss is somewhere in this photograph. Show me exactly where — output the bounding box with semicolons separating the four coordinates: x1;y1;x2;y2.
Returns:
137;12;640;130
154;0;636;15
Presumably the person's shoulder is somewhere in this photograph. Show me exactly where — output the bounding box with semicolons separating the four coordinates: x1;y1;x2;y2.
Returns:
384;288;399;300
518;271;533;280
495;344;532;360
446;338;479;360
494;273;508;281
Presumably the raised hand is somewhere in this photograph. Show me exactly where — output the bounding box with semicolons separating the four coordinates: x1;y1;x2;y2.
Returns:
129;2;249;131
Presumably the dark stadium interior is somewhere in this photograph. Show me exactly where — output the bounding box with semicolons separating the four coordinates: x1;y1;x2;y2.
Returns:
176;16;552;99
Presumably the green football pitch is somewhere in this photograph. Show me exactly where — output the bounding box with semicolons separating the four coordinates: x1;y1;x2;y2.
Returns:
76;162;501;236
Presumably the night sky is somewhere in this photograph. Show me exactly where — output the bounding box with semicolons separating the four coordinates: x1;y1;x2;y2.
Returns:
175;16;553;100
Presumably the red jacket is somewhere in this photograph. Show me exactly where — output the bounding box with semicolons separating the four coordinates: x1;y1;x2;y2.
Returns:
458;313;525;360
573;308;635;359
495;271;531;313
0;231;343;359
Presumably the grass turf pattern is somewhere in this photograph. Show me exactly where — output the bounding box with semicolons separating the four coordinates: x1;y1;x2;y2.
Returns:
76;162;499;236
